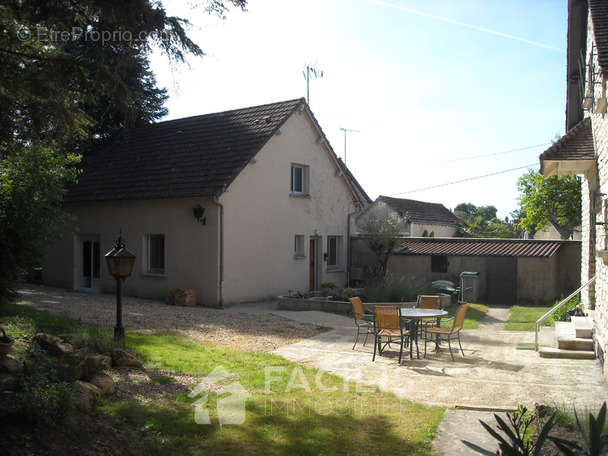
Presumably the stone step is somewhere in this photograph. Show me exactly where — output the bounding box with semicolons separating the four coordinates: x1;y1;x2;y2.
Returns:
571;315;593;339
555;321;594;351
538;347;597;359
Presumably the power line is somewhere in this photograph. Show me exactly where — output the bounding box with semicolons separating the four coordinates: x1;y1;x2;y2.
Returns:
410;142;551;167
390;163;537;196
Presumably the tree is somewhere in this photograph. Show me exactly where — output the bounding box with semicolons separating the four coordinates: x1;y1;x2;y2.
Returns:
454;202;477;219
517;170;581;238
0;0;247;298
359;205;409;278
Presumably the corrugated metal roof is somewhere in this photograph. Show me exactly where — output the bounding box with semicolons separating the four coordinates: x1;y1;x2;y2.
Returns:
397;239;565;258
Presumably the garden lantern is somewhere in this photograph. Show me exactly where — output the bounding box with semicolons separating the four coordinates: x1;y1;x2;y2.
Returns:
105;232;136;343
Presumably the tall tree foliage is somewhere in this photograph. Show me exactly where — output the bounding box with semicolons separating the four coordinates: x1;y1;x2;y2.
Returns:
455;203;515;238
0;0;247;297
517;170;582;238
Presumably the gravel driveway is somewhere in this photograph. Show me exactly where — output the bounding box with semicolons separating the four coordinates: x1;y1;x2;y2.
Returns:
15;285;322;351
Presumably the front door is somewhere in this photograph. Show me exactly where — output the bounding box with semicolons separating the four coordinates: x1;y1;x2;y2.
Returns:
309;238;317;291
80;240;100;291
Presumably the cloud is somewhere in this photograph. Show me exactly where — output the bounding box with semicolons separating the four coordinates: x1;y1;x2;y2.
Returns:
364;0;566;53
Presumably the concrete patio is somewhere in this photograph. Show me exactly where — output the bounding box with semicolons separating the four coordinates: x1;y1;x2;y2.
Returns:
226;302;608;455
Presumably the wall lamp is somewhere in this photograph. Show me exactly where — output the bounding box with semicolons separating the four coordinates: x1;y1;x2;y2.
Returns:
193;204;206;225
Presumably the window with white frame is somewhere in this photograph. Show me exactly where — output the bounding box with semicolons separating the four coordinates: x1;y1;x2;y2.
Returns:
294;235;305;259
327;236;341;269
290;164;309;195
147;234;165;274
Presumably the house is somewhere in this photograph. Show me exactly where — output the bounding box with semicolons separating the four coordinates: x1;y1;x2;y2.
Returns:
392;238;581;305
42;98;371;306
355;196;459;238
538;0;608;374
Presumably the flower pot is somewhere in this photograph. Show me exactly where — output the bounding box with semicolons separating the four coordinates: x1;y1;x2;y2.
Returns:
0;326;15;358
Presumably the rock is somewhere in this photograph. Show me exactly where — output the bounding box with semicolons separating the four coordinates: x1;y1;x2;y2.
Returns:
33;333;74;357
89;372;115;395
70;380;101;413
83;353;112;381
111;348;144;369
57;349;89;382
0;355;24;374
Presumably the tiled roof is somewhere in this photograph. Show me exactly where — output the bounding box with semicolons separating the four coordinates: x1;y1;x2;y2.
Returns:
397;238;565;258
66;99;305;202
378;196;457;224
539;117;595;172
590;0;608;72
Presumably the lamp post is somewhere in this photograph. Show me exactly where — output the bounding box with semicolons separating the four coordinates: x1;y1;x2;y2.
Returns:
105;232;136;344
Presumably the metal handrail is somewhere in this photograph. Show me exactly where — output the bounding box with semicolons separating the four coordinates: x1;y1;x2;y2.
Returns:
535;276;596;351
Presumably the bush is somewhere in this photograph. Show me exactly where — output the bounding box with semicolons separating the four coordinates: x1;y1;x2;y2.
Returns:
362;281;433;303
16;354;77;425
552;294;582;323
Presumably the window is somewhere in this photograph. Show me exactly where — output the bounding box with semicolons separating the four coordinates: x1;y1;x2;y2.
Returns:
290;164;309;195
431;255;448;273
327;236;341;269
294;235;305;259
147;234;165;274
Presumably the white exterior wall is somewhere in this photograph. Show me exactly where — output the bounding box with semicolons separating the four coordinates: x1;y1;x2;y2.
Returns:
219;111;359;304
43;197;221;306
410;222;457;237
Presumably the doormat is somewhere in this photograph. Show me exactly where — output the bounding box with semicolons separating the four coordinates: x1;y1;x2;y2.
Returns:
516;342;536;350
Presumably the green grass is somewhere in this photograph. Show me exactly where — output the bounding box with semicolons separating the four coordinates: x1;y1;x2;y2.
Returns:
3;300;446;456
504;306;554;331
442;302;488;330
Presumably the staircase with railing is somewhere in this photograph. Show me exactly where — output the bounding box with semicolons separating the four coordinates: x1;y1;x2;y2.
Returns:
535;276;597;359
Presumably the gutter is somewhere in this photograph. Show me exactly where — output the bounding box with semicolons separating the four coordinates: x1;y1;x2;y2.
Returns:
213;194;225;308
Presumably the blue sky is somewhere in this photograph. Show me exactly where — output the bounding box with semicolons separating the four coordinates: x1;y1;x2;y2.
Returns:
150;0;568;219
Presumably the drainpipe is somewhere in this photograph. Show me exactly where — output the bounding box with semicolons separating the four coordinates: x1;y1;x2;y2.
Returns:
213;194;225;308
347;203;363;287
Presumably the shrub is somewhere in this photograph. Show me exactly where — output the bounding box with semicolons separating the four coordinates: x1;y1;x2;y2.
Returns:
16;353;77;425
552;294;582;323
362;281;432;303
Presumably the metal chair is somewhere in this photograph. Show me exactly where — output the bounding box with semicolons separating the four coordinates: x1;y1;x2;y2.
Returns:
350;297;373;349
417;295;441;335
372;306;412;363
424;303;470;360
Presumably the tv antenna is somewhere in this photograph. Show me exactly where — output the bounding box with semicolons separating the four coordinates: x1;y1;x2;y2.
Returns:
303;65;323;104
339;127;360;164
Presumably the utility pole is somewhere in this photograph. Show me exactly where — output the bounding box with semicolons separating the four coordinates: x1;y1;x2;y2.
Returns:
339;127;359;164
303;65;323;104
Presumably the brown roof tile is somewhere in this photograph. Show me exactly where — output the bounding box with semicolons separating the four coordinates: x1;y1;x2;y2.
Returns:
378;196;457;224
67;99;305;202
539;117;595;172
397;238;565;258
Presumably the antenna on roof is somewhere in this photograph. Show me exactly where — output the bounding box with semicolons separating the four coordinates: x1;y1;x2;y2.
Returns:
303;65;324;105
339;127;360;164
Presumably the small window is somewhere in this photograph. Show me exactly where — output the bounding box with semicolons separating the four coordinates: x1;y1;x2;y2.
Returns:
294;235;305;258
147;234;165;274
290;164;309;195
431;255;448;273
327;236;341;269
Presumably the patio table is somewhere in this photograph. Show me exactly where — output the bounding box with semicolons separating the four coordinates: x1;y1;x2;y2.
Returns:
400;308;448;359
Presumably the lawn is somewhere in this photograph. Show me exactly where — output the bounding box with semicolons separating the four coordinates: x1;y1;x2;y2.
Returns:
504;305;554;331
0;301;445;456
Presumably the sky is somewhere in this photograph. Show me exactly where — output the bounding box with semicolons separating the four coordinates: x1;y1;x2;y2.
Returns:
150;0;568;219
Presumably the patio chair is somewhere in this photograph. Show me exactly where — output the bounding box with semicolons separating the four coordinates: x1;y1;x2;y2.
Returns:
416;295;442;335
424;303;470;361
350;297;374;350
372;306;412;364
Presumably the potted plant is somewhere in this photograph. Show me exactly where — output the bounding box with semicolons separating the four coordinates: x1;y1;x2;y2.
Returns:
0;326;15;358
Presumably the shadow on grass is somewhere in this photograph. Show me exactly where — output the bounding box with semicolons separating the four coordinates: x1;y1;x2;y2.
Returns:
103;395;436;456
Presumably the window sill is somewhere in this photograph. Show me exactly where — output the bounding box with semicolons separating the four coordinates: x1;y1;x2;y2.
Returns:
142;272;166;278
293;255;307;260
326;268;344;273
289;193;310;198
